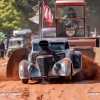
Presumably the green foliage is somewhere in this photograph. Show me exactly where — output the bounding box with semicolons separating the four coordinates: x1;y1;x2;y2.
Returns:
0;0;29;33
86;0;100;32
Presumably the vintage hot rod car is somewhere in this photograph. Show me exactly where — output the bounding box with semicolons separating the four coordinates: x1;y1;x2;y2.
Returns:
19;38;83;84
7;29;32;57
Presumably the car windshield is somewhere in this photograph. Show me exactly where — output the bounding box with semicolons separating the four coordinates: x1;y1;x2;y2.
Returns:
33;42;65;51
9;40;22;47
50;42;65;50
33;43;40;51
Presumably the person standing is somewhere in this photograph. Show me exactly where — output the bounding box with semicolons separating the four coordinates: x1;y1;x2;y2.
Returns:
0;40;5;59
4;39;8;56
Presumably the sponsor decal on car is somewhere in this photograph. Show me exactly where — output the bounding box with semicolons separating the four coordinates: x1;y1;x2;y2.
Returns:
66;28;75;36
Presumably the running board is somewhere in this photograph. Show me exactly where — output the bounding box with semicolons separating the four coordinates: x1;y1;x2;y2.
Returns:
30;76;59;80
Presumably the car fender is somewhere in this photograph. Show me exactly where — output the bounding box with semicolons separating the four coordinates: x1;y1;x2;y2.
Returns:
28;53;33;63
19;60;41;79
19;60;30;79
52;58;72;76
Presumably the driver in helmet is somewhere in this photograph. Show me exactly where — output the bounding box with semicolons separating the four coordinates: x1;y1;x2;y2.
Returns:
32;40;58;64
63;7;77;18
62;7;79;33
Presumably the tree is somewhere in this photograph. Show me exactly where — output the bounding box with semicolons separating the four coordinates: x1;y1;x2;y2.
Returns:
0;0;30;33
86;0;100;33
15;0;39;33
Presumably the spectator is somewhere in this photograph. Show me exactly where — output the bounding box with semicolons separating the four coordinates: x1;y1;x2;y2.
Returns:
4;39;8;56
0;40;5;59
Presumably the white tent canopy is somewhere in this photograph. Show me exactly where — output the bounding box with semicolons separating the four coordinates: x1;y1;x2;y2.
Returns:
0;32;3;36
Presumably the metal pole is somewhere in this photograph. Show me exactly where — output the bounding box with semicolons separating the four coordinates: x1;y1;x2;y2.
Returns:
38;1;41;38
86;24;90;37
41;1;44;38
38;0;44;38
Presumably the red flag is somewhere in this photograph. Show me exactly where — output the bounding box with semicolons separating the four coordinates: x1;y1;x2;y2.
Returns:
43;2;53;26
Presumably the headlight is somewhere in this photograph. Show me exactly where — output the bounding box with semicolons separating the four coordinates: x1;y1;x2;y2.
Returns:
28;64;36;74
54;63;61;73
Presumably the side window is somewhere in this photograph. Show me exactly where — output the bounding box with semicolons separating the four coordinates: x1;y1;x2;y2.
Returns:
33;44;40;51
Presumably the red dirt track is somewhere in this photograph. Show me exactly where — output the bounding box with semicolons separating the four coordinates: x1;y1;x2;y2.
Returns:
0;55;100;100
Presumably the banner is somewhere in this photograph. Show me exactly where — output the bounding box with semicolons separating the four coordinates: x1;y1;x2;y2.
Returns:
32;5;39;12
29;11;39;24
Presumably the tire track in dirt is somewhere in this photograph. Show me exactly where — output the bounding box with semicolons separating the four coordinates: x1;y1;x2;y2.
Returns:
61;81;100;100
0;81;29;100
27;80;100;100
27;83;60;100
27;82;78;100
0;80;100;100
47;84;72;100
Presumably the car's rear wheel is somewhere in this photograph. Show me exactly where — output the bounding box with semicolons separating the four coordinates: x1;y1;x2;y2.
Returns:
22;79;28;84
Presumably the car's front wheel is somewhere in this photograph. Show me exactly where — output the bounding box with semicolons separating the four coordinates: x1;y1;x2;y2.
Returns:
22;79;28;84
65;67;72;81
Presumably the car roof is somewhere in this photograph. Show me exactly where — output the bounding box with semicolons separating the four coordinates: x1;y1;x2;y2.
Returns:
31;38;68;44
9;37;23;41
